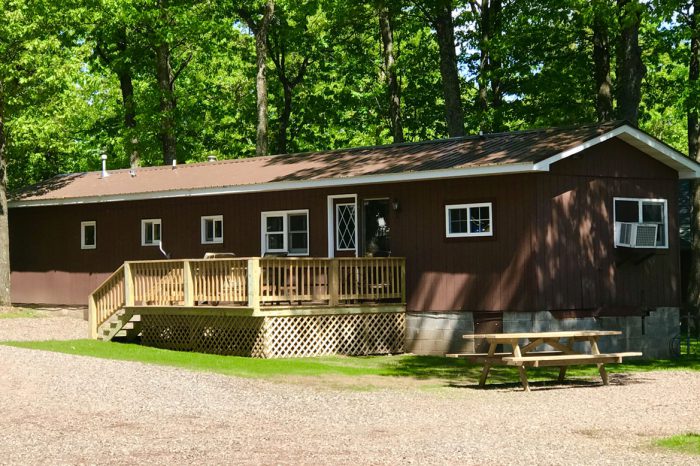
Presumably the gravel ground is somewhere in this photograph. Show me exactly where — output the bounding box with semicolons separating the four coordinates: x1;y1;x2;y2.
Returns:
0;316;699;465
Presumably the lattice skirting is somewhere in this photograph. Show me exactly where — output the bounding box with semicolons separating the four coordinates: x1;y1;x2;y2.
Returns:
140;312;405;358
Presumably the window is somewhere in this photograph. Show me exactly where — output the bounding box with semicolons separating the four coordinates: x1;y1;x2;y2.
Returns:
141;219;162;246
336;203;356;250
261;210;309;255
201;215;224;244
613;198;668;248
445;203;493;238
81;221;96;249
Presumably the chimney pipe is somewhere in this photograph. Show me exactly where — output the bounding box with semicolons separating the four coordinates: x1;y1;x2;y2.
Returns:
101;153;110;178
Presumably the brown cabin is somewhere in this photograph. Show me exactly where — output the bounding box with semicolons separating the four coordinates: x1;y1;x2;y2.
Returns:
8;121;700;357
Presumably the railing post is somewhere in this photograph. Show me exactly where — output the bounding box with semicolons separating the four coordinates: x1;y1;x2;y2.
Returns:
329;259;339;306
400;258;406;304
88;294;97;339
124;262;135;307
183;260;195;307
248;258;261;312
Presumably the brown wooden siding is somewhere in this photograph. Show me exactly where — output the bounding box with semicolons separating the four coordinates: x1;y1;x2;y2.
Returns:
9;138;681;311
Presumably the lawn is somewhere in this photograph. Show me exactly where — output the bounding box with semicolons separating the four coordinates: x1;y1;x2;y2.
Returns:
5;339;700;390
656;434;700;455
0;308;42;319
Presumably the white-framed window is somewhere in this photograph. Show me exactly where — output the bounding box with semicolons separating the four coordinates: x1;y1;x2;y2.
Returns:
445;203;493;238
201;215;224;244
261;210;309;255
336;203;356;251
81;221;96;250
141;219;162;246
613;197;668;248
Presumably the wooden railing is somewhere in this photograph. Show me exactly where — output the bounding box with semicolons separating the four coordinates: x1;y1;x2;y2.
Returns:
88;264;125;338
89;257;406;338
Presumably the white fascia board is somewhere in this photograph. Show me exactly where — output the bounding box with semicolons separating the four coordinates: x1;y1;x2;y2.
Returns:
8;162;540;208
534;124;700;178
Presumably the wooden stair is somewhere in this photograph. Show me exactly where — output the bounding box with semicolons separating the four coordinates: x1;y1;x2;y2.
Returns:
98;309;141;342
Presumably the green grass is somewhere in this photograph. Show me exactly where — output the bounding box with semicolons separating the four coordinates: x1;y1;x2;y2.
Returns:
656;434;700;455
4;339;700;390
0;308;42;319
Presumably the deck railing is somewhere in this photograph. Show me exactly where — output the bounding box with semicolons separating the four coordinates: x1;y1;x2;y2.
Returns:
88;257;406;338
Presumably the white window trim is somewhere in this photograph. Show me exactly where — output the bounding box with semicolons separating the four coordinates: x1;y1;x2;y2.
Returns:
201;215;224;244
141;218;162;247
81;221;96;250
445;202;494;238
613;197;669;249
335;202;357;251
260;209;310;256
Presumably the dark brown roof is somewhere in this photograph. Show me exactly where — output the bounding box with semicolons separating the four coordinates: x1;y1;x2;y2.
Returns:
9;121;673;205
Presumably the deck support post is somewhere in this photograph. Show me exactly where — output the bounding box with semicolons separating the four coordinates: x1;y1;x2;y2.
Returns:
248;258;261;312
183;260;194;306
124;262;135;307
329;259;339;306
88;294;97;339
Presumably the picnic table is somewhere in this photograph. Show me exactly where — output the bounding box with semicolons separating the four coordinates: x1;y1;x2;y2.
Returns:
447;330;642;391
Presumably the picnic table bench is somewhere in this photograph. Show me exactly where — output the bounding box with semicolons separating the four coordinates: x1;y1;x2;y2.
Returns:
447;330;642;391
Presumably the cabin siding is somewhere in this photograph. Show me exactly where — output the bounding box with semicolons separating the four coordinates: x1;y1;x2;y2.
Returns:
536;139;680;310
8;138;682;313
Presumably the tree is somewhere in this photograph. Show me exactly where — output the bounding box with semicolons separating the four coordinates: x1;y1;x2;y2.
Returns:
616;0;646;125
93;4;141;167
238;1;276;156
377;0;404;143
413;0;465;137
592;0;614;122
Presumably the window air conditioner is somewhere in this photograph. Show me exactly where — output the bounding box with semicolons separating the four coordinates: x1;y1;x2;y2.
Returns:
615;222;658;248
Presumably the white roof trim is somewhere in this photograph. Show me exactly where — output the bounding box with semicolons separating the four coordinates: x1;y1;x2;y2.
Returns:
10;124;700;208
9;162;540;208
533;124;700;179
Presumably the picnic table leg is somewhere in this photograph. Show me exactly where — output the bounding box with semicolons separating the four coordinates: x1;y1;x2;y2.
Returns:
478;364;492;387
478;341;498;387
557;366;567;382
590;337;609;385
517;365;530;392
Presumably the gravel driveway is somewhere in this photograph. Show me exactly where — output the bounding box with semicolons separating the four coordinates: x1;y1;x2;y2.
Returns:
0;316;698;465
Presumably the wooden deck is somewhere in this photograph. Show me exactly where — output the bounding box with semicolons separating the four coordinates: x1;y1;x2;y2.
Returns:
88;257;407;357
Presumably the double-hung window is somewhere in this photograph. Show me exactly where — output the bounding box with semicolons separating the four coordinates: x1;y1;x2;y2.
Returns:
613;198;668;248
261;210;309;255
81;221;96;249
141;219;162;246
201;215;224;244
445;203;493;238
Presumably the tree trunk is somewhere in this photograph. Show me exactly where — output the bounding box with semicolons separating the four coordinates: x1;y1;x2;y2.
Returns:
0;83;11;305
616;0;645;126
433;0;465;137
276;83;292;154
252;1;274;156
688;0;700;310
475;0;503;132
378;1;404;143
592;0;613;122
118;69;139;168
155;41;177;166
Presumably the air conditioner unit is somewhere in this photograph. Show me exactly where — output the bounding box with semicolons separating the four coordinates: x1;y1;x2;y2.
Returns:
615;222;658;248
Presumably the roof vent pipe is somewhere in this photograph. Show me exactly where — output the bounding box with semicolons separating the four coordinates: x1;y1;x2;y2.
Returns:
101;153;110;178
207;155;217;162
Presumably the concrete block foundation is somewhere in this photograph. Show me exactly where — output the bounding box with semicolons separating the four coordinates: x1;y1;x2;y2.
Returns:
406;308;680;359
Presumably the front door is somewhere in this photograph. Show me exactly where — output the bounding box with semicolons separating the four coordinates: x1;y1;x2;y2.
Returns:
331;196;357;257
362;199;391;257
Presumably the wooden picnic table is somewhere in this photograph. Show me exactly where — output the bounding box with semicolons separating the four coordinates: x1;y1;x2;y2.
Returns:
447;330;642;391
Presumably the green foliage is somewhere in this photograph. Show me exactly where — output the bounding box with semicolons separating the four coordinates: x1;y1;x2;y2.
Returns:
1;0;698;192
656;433;700;455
